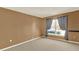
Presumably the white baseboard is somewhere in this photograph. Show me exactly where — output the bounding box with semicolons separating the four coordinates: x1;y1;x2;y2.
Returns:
67;41;79;45
0;37;41;51
48;38;79;45
58;39;79;45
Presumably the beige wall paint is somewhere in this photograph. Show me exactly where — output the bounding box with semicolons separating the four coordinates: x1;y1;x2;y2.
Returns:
43;10;79;42
68;11;79;42
40;18;46;36
0;8;42;49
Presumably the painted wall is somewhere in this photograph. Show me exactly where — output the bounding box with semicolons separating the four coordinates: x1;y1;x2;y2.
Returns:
68;11;79;42
0;8;42;49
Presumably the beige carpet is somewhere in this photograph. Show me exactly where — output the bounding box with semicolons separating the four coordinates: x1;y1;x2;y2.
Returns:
4;38;79;51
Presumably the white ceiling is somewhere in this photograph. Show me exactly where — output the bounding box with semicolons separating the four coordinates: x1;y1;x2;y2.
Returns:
5;7;79;18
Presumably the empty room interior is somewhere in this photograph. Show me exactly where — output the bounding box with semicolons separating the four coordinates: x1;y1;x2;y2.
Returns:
0;7;79;51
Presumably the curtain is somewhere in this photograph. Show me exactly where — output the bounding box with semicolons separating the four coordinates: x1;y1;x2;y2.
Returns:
46;18;52;30
58;16;67;30
58;16;68;40
45;18;52;36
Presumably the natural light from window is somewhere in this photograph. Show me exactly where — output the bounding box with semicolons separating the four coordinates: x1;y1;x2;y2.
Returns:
47;19;65;36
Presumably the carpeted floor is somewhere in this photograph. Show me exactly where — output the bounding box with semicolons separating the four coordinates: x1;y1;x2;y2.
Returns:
4;38;79;51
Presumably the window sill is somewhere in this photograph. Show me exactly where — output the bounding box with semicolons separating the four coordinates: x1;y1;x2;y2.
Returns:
48;34;64;37
47;35;64;39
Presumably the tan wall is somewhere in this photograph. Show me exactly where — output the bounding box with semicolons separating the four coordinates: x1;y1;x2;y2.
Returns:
0;8;42;49
68;11;79;42
40;18;46;36
44;10;79;42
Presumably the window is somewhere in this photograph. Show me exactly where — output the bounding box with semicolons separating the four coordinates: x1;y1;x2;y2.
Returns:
47;19;66;36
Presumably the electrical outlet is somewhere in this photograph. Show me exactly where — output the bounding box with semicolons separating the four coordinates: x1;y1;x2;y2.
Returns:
9;40;13;43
